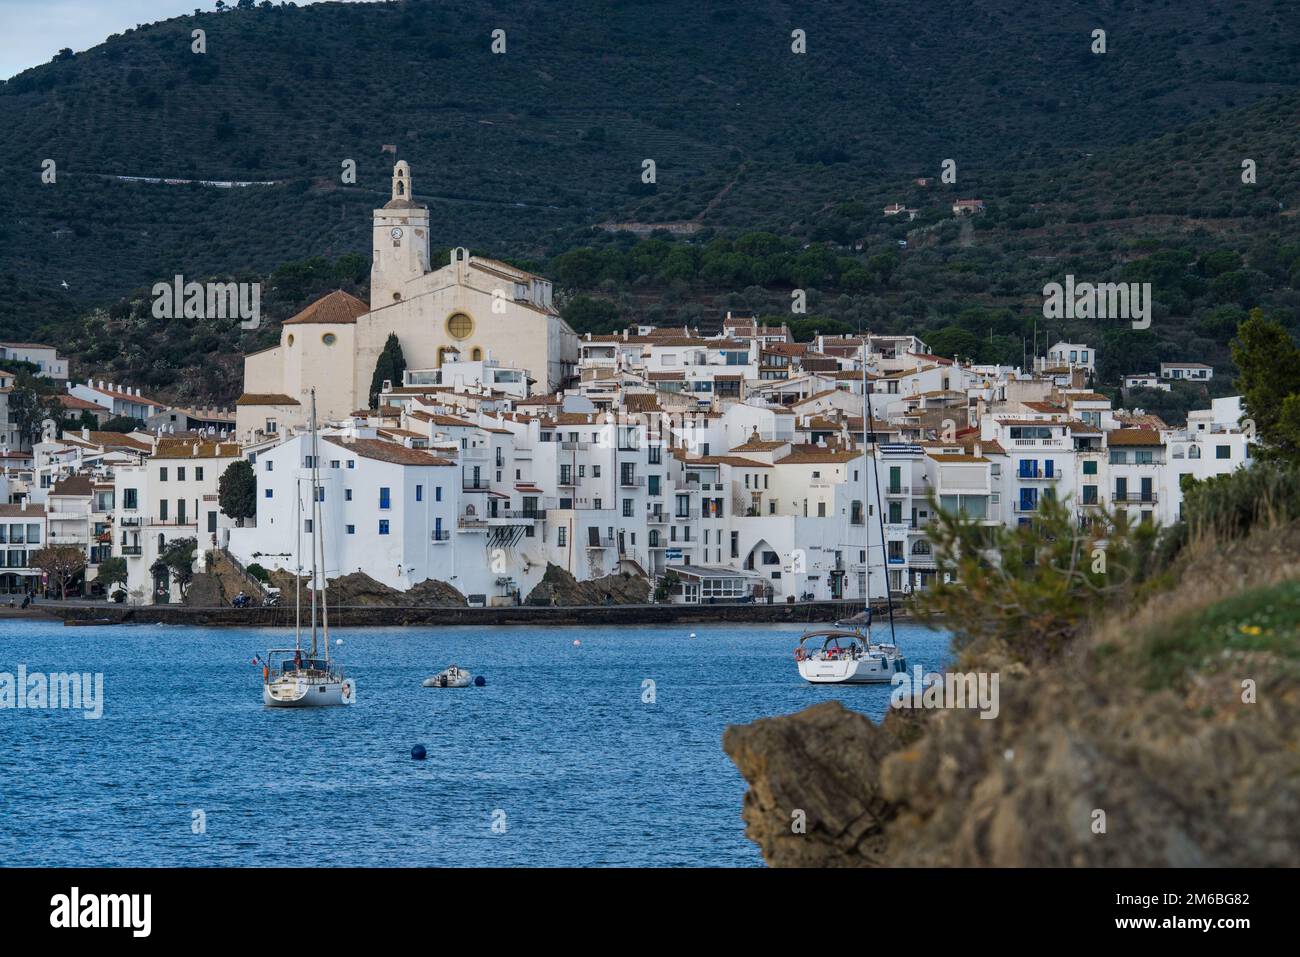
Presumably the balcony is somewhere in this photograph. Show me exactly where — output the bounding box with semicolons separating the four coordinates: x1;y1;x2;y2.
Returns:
147;518;197;528
560;441;590;451
1011;438;1066;448
119;515;144;527
48;535;86;546
646;511;668;524
463;477;490;491
586;536;616;549
884;485;910;496
491;510;547;522
1016;469;1060;481
619;475;645;488
120;545;143;556
674;509;701;521
431;530;452;543
1112;492;1158;504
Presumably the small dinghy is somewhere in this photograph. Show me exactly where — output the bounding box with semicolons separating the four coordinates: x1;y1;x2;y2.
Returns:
422;664;473;688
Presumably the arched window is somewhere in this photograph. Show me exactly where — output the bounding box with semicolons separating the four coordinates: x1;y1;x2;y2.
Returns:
1189;445;1201;459
471;347;483;361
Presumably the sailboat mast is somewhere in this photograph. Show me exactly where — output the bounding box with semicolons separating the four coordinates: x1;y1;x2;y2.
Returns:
294;477;301;651
308;392;319;658
863;340;898;646
315;401;331;661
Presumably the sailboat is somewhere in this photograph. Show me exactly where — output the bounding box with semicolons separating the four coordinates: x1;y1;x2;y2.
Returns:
795;341;908;684
263;390;356;707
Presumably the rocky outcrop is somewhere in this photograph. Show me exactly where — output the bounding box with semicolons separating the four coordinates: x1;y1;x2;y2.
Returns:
185;551;262;606
405;578;470;607
724;522;1300;867
523;563;649;606
264;570;467;607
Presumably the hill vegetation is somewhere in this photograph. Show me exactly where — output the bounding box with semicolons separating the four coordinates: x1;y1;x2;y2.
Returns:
1;0;1299;403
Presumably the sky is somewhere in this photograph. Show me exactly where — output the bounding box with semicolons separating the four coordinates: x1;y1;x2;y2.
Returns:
0;0;381;81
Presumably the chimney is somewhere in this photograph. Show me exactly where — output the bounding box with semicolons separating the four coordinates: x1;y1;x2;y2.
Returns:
82;426;89;441
974;442;982;457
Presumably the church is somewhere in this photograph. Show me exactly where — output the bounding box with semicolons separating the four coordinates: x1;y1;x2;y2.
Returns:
236;161;578;439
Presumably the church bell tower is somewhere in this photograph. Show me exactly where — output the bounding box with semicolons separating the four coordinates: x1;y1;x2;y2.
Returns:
370;161;431;309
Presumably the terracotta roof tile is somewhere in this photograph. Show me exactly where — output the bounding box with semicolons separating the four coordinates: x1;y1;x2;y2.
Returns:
282;290;369;326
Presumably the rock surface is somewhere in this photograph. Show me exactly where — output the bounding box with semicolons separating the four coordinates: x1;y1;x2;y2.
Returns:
724;523;1300;867
523;563;649;606
265;569;467;607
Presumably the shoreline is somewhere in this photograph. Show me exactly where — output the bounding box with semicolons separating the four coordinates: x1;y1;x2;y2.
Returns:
25;599;909;628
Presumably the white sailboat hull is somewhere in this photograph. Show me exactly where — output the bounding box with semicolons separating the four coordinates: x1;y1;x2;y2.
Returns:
264;676;356;707
798;653;906;684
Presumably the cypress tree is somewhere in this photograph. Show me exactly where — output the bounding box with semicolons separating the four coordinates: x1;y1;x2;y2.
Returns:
368;333;407;408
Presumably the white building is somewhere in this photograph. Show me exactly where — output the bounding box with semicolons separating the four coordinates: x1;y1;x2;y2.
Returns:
1041;341;1095;374
1160;362;1213;382
113;438;242;603
0;501;45;596
0;343;68;379
229;431;465;596
67;380;167;422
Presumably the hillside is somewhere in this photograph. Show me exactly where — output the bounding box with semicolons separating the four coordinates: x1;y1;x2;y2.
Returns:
2;0;1299;403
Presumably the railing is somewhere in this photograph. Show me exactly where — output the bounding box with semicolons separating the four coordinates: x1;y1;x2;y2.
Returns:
560;441;590;451
1016;469;1059;480
119;515;144;527
216;547;269;599
463;478;490;490
1012;439;1065;448
586;537;616;549
120;545;143;556
619;475;645;487
885;485;910;495
431;530;451;542
492;510;547;521
646;511;668;523
674;510;701;521
148;518;197;527
1112;492;1158;503
48;535;85;545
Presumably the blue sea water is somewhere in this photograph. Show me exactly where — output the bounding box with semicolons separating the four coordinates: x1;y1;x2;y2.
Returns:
0;618;949;867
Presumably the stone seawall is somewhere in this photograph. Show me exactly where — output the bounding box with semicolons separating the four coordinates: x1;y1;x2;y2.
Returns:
43;601;905;628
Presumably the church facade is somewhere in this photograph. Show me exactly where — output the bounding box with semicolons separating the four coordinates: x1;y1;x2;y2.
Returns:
236;162;578;440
